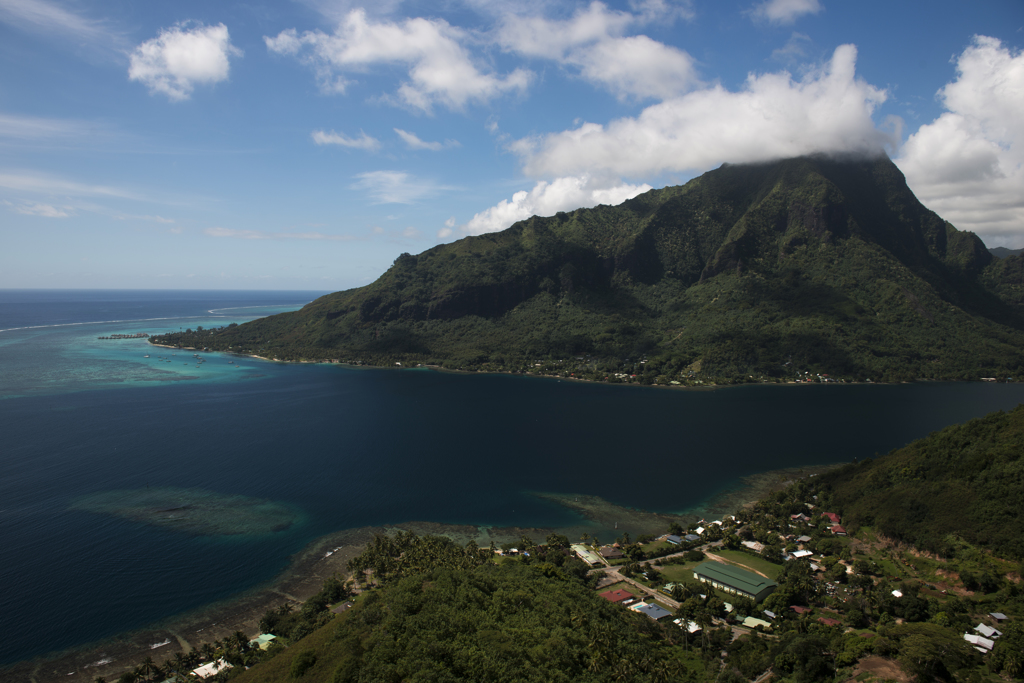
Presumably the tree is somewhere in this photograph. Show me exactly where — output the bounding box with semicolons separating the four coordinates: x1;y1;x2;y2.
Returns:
890;623;977;683
990;621;1024;678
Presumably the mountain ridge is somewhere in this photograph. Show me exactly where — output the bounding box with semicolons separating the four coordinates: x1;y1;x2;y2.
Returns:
154;154;1024;383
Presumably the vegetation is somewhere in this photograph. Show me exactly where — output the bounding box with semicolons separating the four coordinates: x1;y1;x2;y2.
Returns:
152;154;1024;384
817;404;1024;559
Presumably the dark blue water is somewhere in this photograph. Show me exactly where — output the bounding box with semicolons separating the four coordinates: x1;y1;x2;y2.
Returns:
3;290;1024;665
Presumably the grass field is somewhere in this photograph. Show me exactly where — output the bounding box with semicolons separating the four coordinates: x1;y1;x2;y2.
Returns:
710;549;783;580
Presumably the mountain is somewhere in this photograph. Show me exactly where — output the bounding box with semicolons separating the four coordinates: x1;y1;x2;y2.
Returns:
154;154;1024;383
816;404;1024;560
990;247;1024;259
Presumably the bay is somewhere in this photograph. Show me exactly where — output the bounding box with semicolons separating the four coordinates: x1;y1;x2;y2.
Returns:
3;289;1024;666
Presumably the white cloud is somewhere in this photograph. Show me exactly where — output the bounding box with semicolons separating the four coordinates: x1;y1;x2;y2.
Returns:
129;23;242;101
13;202;68;217
512;44;894;178
896;36;1024;242
311;129;380;150
351;171;454;204
0;170;141;199
402;226;420;238
496;2;697;100
394;128;459;151
461;175;652;236
0;0;122;47
114;213;175;224
750;0;823;24
0;113;96;141
204;227;356;241
265;10;531;112
771;32;812;64
437;216;456;238
570;34;698;101
495;2;634;60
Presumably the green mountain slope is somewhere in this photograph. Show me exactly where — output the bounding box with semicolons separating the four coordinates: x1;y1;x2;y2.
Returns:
817;404;1024;559
155;154;1024;382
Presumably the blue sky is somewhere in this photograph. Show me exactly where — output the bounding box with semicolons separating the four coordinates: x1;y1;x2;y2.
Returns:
1;0;1022;290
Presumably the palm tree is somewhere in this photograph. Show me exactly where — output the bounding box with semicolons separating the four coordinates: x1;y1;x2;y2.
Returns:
138;656;156;682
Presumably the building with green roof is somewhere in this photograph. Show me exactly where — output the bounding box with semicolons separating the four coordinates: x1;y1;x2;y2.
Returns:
693;562;776;603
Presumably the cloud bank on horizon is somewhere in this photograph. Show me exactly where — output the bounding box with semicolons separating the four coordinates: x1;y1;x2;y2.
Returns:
1;0;1023;289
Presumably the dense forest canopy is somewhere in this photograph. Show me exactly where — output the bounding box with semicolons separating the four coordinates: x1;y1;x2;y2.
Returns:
818;405;1024;559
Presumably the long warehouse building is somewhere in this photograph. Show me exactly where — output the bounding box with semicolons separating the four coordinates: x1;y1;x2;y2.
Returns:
693;562;777;603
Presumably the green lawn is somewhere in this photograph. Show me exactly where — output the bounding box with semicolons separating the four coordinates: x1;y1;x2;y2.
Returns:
711;549;783;580
641;540;674;555
658;564;698;584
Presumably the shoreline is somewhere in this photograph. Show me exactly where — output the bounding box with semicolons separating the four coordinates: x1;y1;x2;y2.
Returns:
148;341;904;391
1;463;844;682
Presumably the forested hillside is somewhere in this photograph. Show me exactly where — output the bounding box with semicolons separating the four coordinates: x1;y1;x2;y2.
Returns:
817;405;1024;559
154;154;1024;383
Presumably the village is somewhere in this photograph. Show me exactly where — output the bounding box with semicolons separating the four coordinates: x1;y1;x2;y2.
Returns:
86;479;1020;683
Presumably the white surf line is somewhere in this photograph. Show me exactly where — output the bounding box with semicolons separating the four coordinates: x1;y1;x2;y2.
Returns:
0;302;313;334
0;315;227;334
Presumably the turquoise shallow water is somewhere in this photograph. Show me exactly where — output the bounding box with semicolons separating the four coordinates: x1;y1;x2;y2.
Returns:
3;289;1024;666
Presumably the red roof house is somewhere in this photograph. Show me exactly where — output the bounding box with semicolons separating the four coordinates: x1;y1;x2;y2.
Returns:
829;525;847;536
822;512;840;525
599;589;634;604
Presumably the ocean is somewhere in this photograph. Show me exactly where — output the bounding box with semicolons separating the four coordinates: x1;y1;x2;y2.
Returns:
3;289;1024;666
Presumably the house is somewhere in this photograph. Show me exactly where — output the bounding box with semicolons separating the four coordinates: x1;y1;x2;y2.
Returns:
192;660;232;679
990;612;1008;621
796;535;812;543
975;624;1002;639
964;634;995;651
790;513;810;522
600;546;624;560
666;534;683;545
692;562;777;603
790;606;811;615
891;590;903;598
790;550;813;559
763;610;776;620
695;526;705;535
631;603;672;620
600;589;634;604
741;540;764;552
822;512;841;525
743;616;772;629
249;633;277;650
673;618;701;634
829;525;847;536
571;544;603;566
684;534;701;542
817;617;842;627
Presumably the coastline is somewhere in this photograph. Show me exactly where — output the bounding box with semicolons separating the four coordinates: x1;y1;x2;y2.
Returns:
2;462;844;683
148;341;903;391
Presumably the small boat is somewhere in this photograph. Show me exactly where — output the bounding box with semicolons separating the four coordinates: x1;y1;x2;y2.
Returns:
144;355;150;358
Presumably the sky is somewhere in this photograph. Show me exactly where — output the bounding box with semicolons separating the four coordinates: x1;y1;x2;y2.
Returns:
1;0;1022;291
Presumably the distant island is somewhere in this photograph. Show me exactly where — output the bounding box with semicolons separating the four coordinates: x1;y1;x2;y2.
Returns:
153;154;1024;384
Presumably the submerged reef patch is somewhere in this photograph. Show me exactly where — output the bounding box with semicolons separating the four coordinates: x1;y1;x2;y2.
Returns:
71;487;302;536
